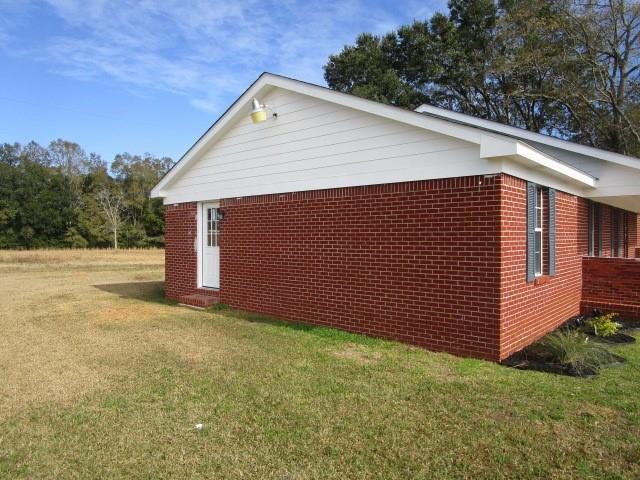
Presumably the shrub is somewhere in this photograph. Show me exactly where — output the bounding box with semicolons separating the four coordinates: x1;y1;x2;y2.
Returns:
586;313;619;337
529;330;618;376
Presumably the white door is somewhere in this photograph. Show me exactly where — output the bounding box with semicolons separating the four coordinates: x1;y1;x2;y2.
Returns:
202;203;220;288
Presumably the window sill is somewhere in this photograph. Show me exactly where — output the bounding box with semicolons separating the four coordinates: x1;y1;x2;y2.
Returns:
534;275;551;286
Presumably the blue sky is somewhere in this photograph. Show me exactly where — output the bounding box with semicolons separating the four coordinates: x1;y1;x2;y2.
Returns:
0;0;446;164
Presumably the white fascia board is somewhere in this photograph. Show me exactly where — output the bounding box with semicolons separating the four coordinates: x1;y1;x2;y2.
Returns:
416;104;640;170
480;134;596;187
514;143;596;187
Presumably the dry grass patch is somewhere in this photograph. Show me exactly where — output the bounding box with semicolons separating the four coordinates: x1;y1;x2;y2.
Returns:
330;343;384;364
0;248;164;272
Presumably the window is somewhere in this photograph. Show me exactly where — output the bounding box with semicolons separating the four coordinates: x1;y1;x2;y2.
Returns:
527;182;555;282
207;207;219;247
534;186;544;276
620;211;628;258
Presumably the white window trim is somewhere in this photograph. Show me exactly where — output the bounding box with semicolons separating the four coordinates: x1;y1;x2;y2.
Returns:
535;187;544;277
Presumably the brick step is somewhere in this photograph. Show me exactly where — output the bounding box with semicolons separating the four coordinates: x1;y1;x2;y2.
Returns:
178;293;220;308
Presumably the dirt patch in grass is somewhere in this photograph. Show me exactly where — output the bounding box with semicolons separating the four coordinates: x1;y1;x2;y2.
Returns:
329;343;384;364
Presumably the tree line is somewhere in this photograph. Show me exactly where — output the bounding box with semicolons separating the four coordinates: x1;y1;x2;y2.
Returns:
325;0;640;157
0;139;173;249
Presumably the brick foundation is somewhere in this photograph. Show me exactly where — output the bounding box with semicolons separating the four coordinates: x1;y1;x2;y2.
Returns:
163;174;640;361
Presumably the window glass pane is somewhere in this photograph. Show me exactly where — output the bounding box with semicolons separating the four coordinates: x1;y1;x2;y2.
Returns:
534;231;542;275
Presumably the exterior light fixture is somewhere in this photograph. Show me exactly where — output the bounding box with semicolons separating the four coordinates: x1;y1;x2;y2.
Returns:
250;98;277;124
216;210;225;221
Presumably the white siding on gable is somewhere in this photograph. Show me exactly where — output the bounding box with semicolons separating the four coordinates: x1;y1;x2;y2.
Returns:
164;88;497;204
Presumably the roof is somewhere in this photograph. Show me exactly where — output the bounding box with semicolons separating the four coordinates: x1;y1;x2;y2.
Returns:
415;104;640;170
152;72;640;199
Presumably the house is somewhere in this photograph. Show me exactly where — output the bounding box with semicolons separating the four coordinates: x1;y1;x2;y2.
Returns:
151;73;640;361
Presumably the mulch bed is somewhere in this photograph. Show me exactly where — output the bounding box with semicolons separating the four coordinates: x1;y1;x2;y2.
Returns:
502;350;627;378
501;316;632;378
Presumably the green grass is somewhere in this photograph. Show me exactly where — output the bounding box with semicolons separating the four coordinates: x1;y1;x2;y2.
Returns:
0;250;639;478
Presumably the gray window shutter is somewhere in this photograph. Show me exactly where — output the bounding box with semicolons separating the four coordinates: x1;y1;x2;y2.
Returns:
587;200;596;256
527;182;536;282
587;202;593;255
548;189;556;276
596;204;602;256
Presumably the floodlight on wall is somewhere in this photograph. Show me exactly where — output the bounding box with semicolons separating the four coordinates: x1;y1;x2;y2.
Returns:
250;98;277;124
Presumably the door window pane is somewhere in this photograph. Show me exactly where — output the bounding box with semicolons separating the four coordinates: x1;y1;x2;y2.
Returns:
206;207;219;247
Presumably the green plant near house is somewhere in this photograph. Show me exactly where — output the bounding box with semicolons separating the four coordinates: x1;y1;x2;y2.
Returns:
586;313;620;337
529;330;619;376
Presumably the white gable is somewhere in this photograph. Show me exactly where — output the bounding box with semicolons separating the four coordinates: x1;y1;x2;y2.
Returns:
153;73;640;212
162;88;488;205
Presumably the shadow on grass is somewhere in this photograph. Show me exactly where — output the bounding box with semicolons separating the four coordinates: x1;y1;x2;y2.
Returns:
93;281;177;306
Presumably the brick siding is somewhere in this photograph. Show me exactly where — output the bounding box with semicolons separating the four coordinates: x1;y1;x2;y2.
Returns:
498;177;588;359
164;202;222;304
218;176;502;360
164;202;198;300
581;256;640;319
163;174;640;361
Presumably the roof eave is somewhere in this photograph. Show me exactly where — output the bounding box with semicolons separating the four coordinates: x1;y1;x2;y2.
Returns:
416;104;640;170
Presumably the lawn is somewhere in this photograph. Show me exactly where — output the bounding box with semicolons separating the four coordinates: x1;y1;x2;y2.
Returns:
0;249;638;479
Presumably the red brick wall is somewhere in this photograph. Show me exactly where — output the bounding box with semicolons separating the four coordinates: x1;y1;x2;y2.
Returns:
581;257;640;319
218;176;503;360
163;175;640;361
164;202;198;300
498;176;588;359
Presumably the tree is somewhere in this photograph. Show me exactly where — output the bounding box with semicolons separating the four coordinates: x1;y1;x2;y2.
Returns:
14;159;77;248
0;139;172;249
111;152;173;247
324;0;640;156
553;0;640;155
47;139;89;177
96;186;125;249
